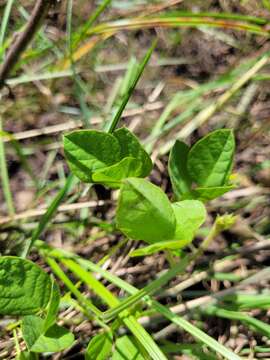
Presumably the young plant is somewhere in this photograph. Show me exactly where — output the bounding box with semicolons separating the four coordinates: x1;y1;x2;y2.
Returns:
63;127;235;255
0;257;74;357
0;127;236;359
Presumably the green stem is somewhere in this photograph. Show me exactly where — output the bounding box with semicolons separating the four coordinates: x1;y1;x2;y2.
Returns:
107;39;157;133
22;174;75;258
0;117;15;216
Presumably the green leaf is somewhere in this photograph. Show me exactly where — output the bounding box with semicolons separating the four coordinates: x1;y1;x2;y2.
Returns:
193;185;235;201
22;315;74;353
130;240;188;257
92;157;142;188
113;127;152;177
63;130;121;182
44;280;61;331
112;336;145;360
0;257;51;315
85;331;113;360
116;178;176;243
171;200;206;247
64;128;152;186
187;129;235;187
168;140;192;199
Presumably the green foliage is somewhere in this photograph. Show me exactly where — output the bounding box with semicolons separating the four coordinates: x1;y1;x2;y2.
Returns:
171;200;206;245
0;257;74;354
168;140;192;199
187;129;235;187
63;117;235;250
116;178;176;244
130;200;206;255
85;331;113;360
0;257;52;315
0;127;237;358
64;127;152;187
44;280;61;330
22;315;74;353
16;352;37;360
63;130;121;183
169;129;235;201
130;240;189;257
192;185;235;201
113;127;152;177
112;336;145;360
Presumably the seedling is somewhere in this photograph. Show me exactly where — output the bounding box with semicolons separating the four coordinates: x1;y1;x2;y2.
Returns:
0;127;236;358
64;127;235;255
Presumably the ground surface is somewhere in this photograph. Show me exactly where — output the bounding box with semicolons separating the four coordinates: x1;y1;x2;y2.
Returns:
0;0;270;359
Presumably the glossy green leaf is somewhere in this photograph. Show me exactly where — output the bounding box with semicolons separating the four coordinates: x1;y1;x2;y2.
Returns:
193;185;235;201
187;129;235;187
116;178;176;244
168;140;192;199
85;331;113;360
22;315;74;353
92;157;142;188
172;200;206;247
112;336;145;360
63;130;121;182
130;240;188;257
0;257;51;315
113;127;152;177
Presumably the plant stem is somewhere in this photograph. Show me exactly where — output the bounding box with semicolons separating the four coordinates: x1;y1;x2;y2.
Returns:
0;116;14;216
0;0;57;87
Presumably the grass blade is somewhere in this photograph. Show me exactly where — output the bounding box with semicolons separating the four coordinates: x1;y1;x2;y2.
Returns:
152;301;241;360
106;39;157;133
0;0;15;48
41;246;241;360
0;117;15;216
53;257;168;360
22;174;76;257
72;0;112;48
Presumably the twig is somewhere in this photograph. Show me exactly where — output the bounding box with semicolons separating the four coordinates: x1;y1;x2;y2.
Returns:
0;200;106;225
161;258;246;298
2;102;163;142
0;0;57;88
139;267;270;332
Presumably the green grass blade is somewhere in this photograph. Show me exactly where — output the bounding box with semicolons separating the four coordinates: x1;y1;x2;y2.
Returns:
89;16;270;37
106;40;157;133
99;257;189;322
0;129;38;187
0;0;15;48
22;174;76;257
51;256;167;360
152;301;241;360
204;305;270;338
159;11;268;25
73;0;112;48
40;246;240;359
45;257;103;320
6;70;76;85
0;117;15;216
62;258;119;308
123;316;168;360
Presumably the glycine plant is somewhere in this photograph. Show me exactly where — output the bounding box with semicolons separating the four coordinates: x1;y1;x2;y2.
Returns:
0;257;74;358
0;127;235;358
